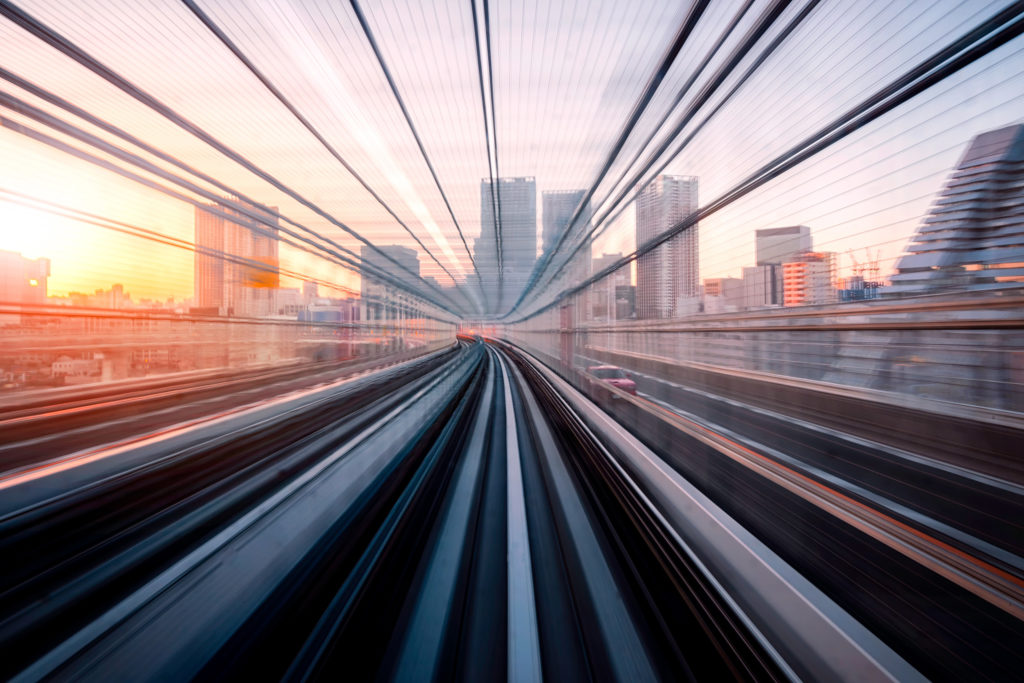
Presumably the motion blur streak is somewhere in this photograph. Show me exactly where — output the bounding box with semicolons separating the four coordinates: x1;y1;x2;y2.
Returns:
0;0;1022;680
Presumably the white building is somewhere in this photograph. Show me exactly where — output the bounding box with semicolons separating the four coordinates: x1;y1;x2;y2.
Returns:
756;226;812;267
194;199;280;318
477;177;537;313
891;124;1024;294
590;252;630;320
782;252;837;306
635;175;698;319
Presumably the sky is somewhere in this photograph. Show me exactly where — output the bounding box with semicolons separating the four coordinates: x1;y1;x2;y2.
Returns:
0;0;1021;315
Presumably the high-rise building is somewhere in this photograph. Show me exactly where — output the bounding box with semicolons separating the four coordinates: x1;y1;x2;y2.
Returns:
747;226;813;307
0;250;49;305
542;189;588;255
742;265;776;309
302;280;318;306
194;208;224;311
590;252;630;320
782;251;837;306
542;189;593;323
542;189;592;313
756;226;812;266
615;285;636;319
890;124;1024;294
635;175;698;319
195;200;279;317
477;177;537;312
360;244;420;322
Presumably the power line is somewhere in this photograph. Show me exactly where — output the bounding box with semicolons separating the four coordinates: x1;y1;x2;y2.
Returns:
179;0;474;314
346;0;485;313
506;0;1024;322
0;0;468;317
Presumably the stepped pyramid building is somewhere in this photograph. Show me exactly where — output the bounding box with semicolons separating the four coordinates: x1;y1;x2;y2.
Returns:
889;124;1024;294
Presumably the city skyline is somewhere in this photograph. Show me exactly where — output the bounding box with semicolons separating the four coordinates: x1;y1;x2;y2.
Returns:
3;114;1022;311
1;1;1019;316
6;115;1019;320
4;126;1008;312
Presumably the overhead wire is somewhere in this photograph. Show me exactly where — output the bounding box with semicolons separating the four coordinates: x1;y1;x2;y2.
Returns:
0;91;459;316
517;0;712;309
553;0;1002;286
0;0;466;317
540;0;822;294
179;0;473;314
557;0;958;283
508;0;682;306
506;0;1024;322
695;66;1024;278
346;0;486;314
0;188;459;325
512;0;801;315
531;1;740;301
2;0;1019;330
470;0;505;310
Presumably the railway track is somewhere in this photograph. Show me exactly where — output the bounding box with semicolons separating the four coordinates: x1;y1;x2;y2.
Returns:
0;339;967;681
0;346;447;470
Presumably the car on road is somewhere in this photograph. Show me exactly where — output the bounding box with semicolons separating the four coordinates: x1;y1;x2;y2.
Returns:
587;365;637;395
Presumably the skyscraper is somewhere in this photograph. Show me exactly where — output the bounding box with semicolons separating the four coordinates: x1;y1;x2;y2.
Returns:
477;177;537;313
749;225;813;306
590;252;630;320
635;175;698;319
541;189;588;255
194;208;225;312
195;199;279;317
782;251;837;306
890;124;1024;294
543;189;592;316
756;226;812;266
742;265;776;309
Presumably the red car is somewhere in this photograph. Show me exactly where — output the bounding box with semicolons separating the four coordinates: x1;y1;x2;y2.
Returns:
587;365;637;395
